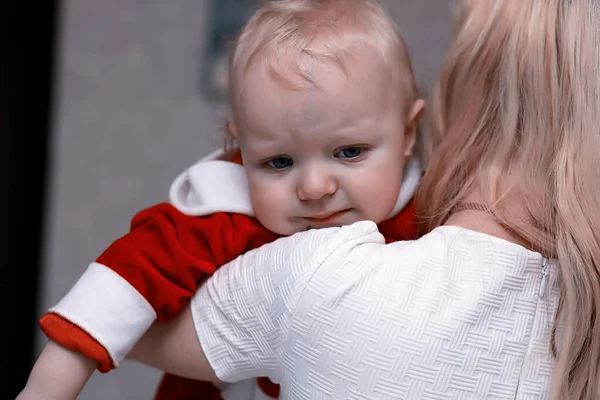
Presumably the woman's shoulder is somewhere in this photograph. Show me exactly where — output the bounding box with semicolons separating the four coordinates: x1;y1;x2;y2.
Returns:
266;221;545;284
277;221;541;262
379;224;544;266
414;224;544;256
267;220;386;265
308;223;546;282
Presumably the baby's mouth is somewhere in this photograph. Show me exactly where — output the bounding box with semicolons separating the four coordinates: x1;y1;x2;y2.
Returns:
304;209;351;224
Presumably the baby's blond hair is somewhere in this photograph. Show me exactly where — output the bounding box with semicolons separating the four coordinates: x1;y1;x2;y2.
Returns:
227;0;418;120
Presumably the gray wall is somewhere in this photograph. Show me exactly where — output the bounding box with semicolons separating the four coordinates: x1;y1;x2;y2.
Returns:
38;1;452;398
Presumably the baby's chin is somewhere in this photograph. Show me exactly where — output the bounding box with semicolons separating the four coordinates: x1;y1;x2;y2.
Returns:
303;213;389;232
262;220;346;236
267;215;384;236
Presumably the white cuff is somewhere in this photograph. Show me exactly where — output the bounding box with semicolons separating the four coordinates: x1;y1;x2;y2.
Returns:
48;262;157;367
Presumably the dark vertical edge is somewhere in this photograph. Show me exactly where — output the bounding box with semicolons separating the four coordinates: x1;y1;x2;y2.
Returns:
0;0;60;398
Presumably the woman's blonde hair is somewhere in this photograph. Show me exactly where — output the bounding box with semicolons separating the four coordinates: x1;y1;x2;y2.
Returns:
417;0;600;398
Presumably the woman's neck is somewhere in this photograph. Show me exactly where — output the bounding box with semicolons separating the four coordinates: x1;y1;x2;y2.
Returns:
444;210;521;244
443;193;533;250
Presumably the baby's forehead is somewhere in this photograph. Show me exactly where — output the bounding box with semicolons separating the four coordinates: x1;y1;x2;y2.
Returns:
235;44;407;120
240;72;386;126
244;40;398;92
234;60;406;148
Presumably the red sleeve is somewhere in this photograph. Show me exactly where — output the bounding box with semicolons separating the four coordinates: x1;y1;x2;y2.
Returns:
96;203;280;320
39;203;280;372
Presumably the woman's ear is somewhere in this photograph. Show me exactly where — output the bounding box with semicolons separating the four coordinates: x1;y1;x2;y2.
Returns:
403;99;426;161
226;121;238;139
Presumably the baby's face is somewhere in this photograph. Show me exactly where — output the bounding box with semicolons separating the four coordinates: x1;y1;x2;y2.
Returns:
235;47;422;235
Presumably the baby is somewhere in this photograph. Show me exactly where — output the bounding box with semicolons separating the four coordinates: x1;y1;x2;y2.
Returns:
20;0;425;399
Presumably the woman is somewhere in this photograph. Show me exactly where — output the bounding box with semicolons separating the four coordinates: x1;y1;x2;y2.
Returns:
20;0;600;399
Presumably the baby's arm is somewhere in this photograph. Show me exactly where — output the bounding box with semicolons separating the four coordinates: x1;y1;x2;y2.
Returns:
15;340;96;400
35;203;279;373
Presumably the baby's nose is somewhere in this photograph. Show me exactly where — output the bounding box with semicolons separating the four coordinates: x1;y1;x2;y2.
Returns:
297;168;336;201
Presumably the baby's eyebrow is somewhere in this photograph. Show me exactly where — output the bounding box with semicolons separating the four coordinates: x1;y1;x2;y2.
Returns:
243;143;292;162
244;141;282;153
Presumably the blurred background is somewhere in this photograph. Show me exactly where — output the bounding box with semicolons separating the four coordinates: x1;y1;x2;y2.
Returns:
3;1;452;399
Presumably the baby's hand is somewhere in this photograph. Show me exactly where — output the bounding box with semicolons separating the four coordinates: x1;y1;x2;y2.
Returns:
16;340;97;400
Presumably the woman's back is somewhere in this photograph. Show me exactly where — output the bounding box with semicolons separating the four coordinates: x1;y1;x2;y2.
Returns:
194;222;558;399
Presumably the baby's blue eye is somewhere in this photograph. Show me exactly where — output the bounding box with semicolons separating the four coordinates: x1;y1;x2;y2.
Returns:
336;147;363;159
267;156;293;170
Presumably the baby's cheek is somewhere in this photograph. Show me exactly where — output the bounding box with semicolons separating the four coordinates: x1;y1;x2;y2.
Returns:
248;180;292;233
362;163;403;218
249;187;272;219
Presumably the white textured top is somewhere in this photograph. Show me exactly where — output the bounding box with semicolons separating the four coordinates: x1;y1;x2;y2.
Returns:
192;221;560;400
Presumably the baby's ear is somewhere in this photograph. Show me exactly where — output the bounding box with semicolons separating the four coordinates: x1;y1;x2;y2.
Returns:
403;99;425;159
226;121;239;139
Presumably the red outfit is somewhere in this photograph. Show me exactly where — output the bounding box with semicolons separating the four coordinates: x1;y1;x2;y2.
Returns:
39;150;420;400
